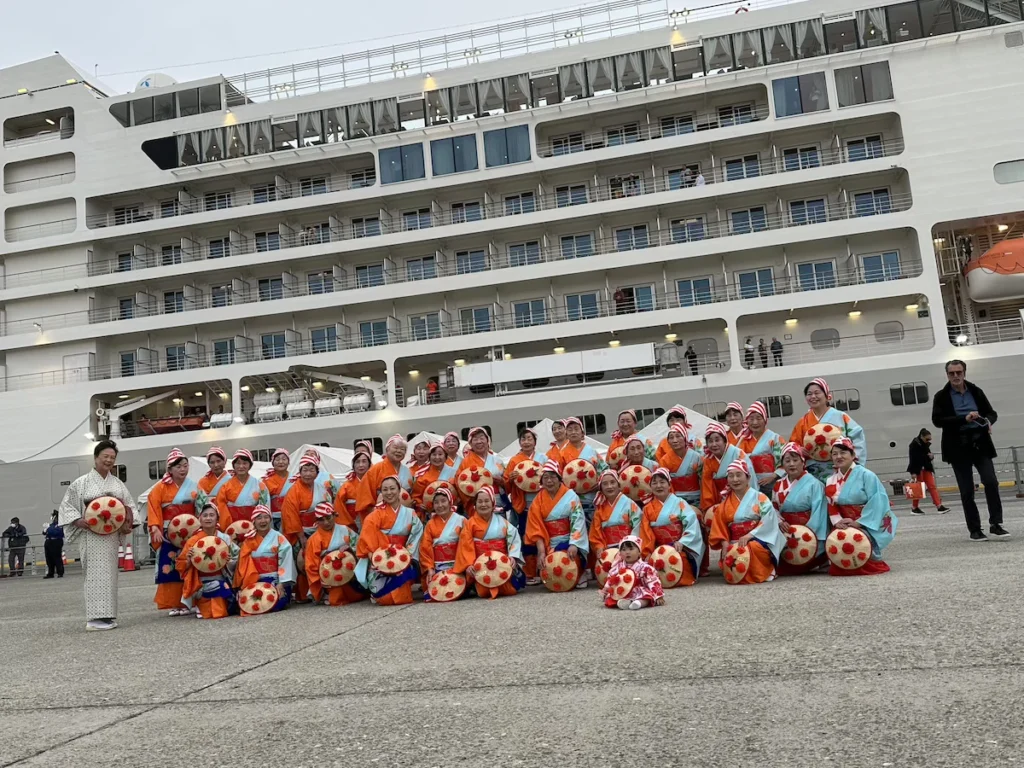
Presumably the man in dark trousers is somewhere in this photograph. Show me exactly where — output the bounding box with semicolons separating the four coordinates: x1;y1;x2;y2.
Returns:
2;517;29;576
931;359;1010;542
44;511;65;578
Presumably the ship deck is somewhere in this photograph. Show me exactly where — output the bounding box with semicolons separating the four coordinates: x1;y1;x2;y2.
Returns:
2;502;1023;767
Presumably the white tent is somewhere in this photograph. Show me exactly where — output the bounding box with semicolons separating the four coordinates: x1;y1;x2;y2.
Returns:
403;431;468;461
137;455;273;508
636;404;717;448
286;443;382;481
497;417;608;460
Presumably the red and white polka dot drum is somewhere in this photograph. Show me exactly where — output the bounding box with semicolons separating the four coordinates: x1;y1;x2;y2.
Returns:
649;545;685;589
722;543;751;584
561;459;599;494
803;423;842;463
782;525;818;567
83;497;129;535
371;546;412;575
225;519;254;544
825;528;872;570
319;549;357;586
604;569;636;601
427;571;467;602
595;548;619;587
541;550;579;592
167;514;201;548
456;467;494;498
237;584;279;615
618;465;652;502
189;535;230;574
511;459;543;493
472;551;514;588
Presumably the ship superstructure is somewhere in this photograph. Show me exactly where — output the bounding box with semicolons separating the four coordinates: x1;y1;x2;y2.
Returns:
2;0;1024;530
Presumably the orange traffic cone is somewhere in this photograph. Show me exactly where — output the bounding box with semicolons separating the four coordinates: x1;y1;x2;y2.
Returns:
117;545;125;569
122;543;136;572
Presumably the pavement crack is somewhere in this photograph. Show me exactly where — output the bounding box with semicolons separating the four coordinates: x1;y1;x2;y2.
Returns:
2;603;413;767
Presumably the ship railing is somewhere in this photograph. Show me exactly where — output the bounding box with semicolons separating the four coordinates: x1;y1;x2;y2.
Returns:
0;194;917;338
2;218;77;243
223;0;799;103
947;318;1024;346
82;173;370;229
2;144;907;291
935;246;965;278
1;131;67;149
72;130;904;239
535;104;771;157
2;171;76;194
736;326;936;369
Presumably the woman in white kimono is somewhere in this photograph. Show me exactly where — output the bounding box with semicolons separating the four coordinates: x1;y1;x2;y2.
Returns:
58;440;138;631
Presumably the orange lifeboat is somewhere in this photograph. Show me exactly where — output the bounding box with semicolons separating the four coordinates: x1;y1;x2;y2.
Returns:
964;239;1024;302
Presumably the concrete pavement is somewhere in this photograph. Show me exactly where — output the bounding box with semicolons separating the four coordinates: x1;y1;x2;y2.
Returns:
2;503;1022;767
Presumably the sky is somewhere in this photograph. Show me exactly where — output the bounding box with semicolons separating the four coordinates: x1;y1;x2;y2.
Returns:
3;0;606;94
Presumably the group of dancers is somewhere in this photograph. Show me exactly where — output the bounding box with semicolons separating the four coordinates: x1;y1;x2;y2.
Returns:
131;375;897;618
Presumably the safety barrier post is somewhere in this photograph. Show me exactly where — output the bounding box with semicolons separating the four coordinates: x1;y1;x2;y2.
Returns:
1013;446;1024;498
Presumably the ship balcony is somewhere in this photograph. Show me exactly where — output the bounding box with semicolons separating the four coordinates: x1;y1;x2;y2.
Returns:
0;191;916;342
5;130;904;293
947;318;1024;346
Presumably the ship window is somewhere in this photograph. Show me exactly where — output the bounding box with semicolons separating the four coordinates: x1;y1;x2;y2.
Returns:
530;72;559;108
824;17;858;53
355;437;384;454
132;97;154;126
355;264;385;288
836;62;894;107
119;351;136;377
729;207;768;234
853;189;892;217
796;19;826;58
406;256;437;282
846;135;884;162
350;168;375;188
516;420;542;435
409;312;441;341
460;426;492;440
862;251;902;282
359;320;389;347
311;326;338;353
724;154;760;181
508;241;541;267
661;115;696;138
606;123;640;146
994;160;1024;185
506;73;531;111
261;332;286;359
757;395;794;418
459;306;492;334
166;344;187;371
251;184;276;204
204;191;233;211
737;268;775;298
886;3;924;40
810;328;840;350
307;270;334;295
451;201;482;223
483;125;531;167
379;144;425;184
163;290;184;314
703;35;734;73
789;198;828;226
671;44;705;81
213;339;235;365
732;30;765;68
255;231;280;252
833;388;861;412
856;8;890;45
177;89;199;117
782;145;821;171
399;97;426;131
560;233;594;259
765;24;796;63
199;84;222;114
299;176;328;196
351;217;381;238
772;72;829;117
797;261;837;291
615;225;649;251
513;299;547;328
556;184;588;208
504;192;536;216
631;407;665;430
153;93;176;122
109;102;130;127
402;208;432;231
575;415;607;435
676;277;713;307
890;382;929;406
258;277;283;301
430;135;478;176
456;249;488;274
874;321;905;343
670;217;705;243
149;461;166;480
721;101;754;126
208;237;229;259
693;401;728;421
272;120;298;152
551;133;583;156
112;464;128;482
951;0;988;31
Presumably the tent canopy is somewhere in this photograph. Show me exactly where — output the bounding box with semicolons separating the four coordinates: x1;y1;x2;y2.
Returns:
636;404;716;447
497;417;608;459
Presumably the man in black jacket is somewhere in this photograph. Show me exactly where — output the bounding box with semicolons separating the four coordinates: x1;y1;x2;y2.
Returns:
931;359;1010;541
2;517;29;576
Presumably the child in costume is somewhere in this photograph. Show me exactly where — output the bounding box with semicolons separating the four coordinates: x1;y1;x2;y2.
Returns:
599;536;665;610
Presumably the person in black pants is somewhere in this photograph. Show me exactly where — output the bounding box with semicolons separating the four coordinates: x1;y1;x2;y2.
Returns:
931;359;1010;542
44;511;65;578
2;517;29;576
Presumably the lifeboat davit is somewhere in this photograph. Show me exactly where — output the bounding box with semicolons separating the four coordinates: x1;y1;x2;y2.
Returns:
964;239;1024;302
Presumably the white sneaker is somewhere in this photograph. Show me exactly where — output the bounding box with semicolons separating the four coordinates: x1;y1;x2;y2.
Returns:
616;599;632;610
628;600;644;610
85;619;117;631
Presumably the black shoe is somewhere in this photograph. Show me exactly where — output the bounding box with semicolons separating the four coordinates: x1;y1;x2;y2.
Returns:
43;575;54;579
910;508;925;516
989;525;1011;539
936;505;950;513
969;531;989;542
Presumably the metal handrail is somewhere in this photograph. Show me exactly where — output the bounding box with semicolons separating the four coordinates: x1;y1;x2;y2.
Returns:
83;171;372;229
947;318;1024;345
224;0;799;102
3;218;77;243
3;139;905;290
1;131;69;149
1;191;915;337
3;171;76;194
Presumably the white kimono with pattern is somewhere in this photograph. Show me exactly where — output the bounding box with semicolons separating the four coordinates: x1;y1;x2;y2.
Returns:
59;469;139;621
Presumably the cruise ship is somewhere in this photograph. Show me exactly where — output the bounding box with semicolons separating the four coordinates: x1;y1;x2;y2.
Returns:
3;0;1024;532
